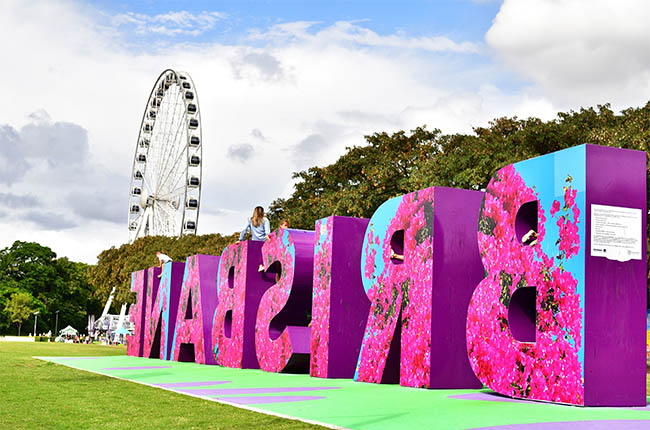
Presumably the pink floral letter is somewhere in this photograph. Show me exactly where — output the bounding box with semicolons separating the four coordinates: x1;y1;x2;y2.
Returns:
255;229;314;373
171;255;219;365
467;164;584;405
127;269;147;357
212;241;272;368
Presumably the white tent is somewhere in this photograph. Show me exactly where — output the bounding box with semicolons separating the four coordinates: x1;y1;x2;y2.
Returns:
59;325;78;336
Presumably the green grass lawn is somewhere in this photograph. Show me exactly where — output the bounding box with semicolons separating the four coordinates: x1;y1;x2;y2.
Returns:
1;341;648;430
0;342;325;430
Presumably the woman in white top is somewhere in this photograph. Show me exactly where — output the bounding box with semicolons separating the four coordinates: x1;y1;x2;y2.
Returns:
156;251;172;278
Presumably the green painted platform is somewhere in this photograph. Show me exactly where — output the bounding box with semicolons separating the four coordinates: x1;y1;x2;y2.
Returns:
37;355;650;430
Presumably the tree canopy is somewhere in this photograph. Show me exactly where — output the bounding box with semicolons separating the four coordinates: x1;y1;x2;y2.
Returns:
0;241;101;335
268;127;440;227
4;292;35;336
270;103;649;228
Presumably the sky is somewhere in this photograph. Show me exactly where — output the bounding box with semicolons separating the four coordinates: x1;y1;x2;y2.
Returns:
0;0;648;264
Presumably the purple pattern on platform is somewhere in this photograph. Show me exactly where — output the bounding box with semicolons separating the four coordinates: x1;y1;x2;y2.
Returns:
449;392;649;409
214;395;325;404
101;366;172;370
470;421;650;430
448;392;545;404
178;386;340;395
54;357;102;360
154;381;231;388
255;228;314;372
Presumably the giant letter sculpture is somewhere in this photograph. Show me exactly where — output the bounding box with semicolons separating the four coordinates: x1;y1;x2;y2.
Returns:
467;144;647;406
142;262;184;360
212;241;273;368
126;269;147;357
311;216;370;378
171;255;219;365
255;229;314;372
356;187;484;388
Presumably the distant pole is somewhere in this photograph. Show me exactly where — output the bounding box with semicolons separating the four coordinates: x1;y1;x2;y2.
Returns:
55;311;59;336
33;311;40;337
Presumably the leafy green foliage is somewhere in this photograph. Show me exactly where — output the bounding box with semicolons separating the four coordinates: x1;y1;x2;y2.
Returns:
4;292;35;336
0;241;101;335
269;127;441;228
407;104;631;192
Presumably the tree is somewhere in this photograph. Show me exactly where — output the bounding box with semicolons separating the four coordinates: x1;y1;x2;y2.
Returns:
0;241;101;334
268;127;441;229
5;292;34;336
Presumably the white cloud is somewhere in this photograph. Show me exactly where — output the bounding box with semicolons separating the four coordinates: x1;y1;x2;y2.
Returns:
226;143;255;163
0;125;28;185
0;192;40;208
486;0;650;109
251;129;267;141
250;20;481;53
112;10;226;36
231;51;288;82
24;211;77;231
0;109;128;251
292;134;328;168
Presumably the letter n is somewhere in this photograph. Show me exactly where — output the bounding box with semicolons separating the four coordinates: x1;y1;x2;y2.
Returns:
142;262;184;360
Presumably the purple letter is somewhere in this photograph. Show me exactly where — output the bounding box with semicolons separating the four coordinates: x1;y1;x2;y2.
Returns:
356;187;483;388
255;229;314;372
467;144;646;406
142;262;184;360
127;269;147;357
171;255;219;365
212;241;273;368
310;216;370;378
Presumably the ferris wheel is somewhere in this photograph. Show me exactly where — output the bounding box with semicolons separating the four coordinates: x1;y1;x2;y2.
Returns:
127;69;202;243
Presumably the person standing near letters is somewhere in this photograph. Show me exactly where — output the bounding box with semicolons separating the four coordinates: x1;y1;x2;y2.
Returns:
156;251;172;278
